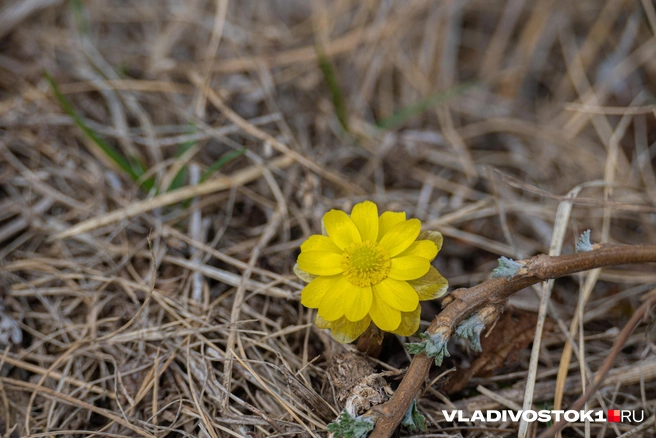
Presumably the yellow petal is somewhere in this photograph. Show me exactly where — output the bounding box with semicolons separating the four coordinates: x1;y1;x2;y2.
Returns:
323;210;362;250
388;256;431;280
373;278;418;311
377;211;406;242
318;276;349;321
301;275;340;308
343;283;373;322
317;315;371;343
297;251;343;276
418;230;443;253
407;266;449;301
392;304;421;336
300;235;343;254
397;240;438;260
314;314;332;329
378;219;421;257
369;291;401;331
350;201;379;243
293;263;316;283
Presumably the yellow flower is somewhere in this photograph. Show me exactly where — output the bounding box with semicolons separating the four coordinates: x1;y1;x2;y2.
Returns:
295;201;448;343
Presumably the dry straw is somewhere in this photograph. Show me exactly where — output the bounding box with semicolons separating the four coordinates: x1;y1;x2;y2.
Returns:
1;1;656;437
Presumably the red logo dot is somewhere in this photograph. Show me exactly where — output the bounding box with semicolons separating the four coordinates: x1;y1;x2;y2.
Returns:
607;410;621;423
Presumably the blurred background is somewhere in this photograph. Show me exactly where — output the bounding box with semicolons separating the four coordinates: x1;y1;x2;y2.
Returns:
1;0;656;436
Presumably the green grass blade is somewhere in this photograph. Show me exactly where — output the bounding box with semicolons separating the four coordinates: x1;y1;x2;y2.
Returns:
317;45;349;132
44;71;154;191
376;81;478;130
200;148;246;183
168;161;189;192
180;147;245;209
168;126;197;192
69;0;89;35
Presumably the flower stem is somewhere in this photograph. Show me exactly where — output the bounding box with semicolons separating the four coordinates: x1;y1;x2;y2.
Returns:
356;324;385;357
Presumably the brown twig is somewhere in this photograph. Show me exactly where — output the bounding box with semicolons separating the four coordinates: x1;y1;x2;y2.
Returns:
370;243;656;438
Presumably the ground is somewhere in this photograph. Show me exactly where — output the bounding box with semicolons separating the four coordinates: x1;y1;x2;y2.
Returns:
1;1;656;437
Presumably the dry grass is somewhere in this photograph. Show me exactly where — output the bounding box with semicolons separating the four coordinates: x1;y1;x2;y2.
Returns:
1;0;656;437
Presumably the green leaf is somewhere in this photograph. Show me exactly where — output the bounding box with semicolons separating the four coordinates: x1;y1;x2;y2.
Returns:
376;81;477;130
317;45;349;132
327;411;373;438
168;166;189;192
44;71;154;192
406;331;450;366
576;229;593;253
454;313;486;352
401;400;427;432
406;340;428;355
200;148;246;183
69;0;89;35
491;256;523;279
168;126;197;192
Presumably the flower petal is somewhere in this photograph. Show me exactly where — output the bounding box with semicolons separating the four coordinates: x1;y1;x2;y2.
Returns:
407;266;449;301
323;210;362;249
392;304;421;336
293;263;316;283
377;219;421;257
369;291;401;331
314;314;332;329
300;235;343;254
318;277;349;321
301;275;340;308
316;315;372;343
418;230;443;253
343;284;373;322
297;251;343;276
373;278;419;311
397;240;438;260
377;211;406;241
388;256;431;280
350;201;379;243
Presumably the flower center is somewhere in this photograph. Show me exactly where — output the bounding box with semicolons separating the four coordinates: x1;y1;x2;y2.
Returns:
341;241;391;287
